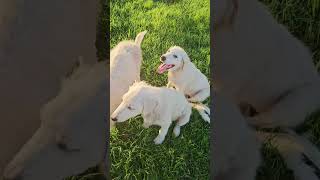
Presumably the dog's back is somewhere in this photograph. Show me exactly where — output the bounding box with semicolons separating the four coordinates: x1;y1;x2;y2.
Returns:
110;31;147;128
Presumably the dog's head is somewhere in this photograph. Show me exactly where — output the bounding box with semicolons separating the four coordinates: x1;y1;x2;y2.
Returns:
157;46;190;74
111;81;158;123
111;90;144;123
3;62;107;180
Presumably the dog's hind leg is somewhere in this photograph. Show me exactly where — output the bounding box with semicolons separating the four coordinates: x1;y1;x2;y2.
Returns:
173;108;192;137
249;82;320;128
188;88;210;102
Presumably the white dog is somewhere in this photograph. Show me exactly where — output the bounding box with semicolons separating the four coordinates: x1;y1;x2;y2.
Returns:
213;0;320;129
110;30;147;128
111;81;192;145
213;92;261;180
3;60;108;180
158;46;210;122
214;0;320;179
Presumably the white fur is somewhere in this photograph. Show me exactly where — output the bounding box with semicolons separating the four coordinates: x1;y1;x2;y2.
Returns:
110;31;147;129
214;0;320;179
111;81;192;144
3;61;108;180
257;130;320;180
213;0;320;129
213;92;261;180
159;46;210;122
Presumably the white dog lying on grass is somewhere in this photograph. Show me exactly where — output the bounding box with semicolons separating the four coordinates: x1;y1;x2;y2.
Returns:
158;46;210;123
110;30;147;129
111;81;192;144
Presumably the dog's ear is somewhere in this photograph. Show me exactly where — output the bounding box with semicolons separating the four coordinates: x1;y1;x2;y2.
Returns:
181;51;191;62
213;0;238;29
180;51;190;70
142;97;159;115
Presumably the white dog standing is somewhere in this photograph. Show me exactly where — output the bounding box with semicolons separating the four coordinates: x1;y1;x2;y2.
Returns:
111;81;192;144
158;46;210;122
110;31;147;128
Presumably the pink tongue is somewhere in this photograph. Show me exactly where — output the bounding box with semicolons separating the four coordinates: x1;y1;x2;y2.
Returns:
157;63;169;74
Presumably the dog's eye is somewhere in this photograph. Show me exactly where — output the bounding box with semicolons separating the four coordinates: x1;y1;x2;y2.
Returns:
173;55;178;58
128;106;134;110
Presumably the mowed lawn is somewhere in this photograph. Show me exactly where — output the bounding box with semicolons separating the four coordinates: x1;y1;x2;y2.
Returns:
110;0;210;179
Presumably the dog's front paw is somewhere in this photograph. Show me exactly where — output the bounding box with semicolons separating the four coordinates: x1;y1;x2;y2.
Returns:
173;126;180;137
153;136;164;145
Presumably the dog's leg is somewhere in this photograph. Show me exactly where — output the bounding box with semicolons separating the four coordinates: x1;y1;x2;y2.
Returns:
249;83;320;128
173;108;192;137
166;81;175;89
188;88;210;102
154;122;171;145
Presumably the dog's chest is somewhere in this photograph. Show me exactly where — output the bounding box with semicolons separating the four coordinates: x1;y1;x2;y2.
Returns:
168;73;193;93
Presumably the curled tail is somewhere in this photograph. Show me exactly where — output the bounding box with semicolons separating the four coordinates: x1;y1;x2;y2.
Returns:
134;30;147;47
190;102;210;123
256;130;320;180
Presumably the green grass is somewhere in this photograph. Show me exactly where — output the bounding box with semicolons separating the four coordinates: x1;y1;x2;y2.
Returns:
256;0;320;180
109;0;210;179
69;0;320;179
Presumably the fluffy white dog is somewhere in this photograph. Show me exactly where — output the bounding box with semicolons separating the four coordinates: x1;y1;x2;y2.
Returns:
213;0;320;129
214;0;320;179
213;92;261;180
111;81;192;145
110;30;147;128
3;60;108;180
158;46;210;122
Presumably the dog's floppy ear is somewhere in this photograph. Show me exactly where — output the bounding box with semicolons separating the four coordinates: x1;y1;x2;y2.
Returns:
213;0;238;29
142;96;159;116
180;50;191;70
181;51;191;62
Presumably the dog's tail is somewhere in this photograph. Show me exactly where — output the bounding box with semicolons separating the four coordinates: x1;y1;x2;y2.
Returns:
135;30;147;47
256;130;320;180
190;102;210;123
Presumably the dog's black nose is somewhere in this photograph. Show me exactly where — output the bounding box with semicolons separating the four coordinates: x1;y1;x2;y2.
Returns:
160;56;166;62
111;117;117;122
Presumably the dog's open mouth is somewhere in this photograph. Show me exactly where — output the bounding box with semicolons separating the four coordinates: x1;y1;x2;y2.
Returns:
157;63;175;74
